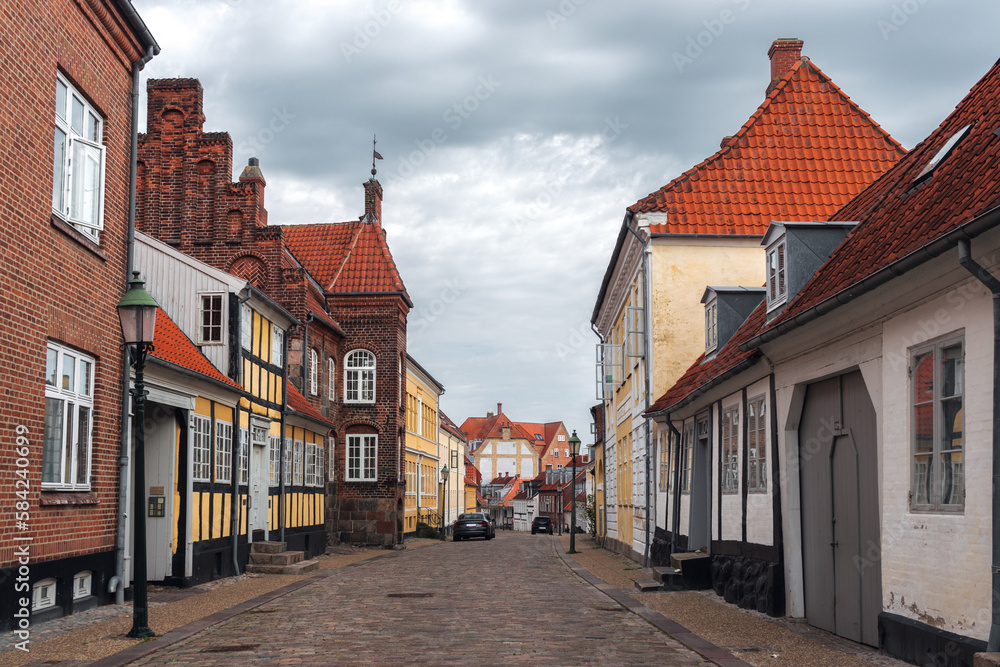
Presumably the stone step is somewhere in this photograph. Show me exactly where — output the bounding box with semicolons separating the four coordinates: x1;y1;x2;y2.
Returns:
669;551;710;571
251;541;288;554
668;552;712;590
634;579;662;592
654;567;686;592
245;558;319;575
248;550;304;566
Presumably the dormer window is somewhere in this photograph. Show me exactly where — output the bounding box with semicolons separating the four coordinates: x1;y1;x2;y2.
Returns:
915;124;972;183
705;298;718;353
766;240;786;309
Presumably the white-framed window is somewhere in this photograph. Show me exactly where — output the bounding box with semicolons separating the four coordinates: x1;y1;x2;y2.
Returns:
215;420;233;483
328;357;336;400
344;350;376;403
33;578;57;611
293;439;304;485
316;441;326;485
192;415;212;482
766;240;787;309
680;423;694;493
271;325;284;368
705;298;718;353
406;460;417;496
241;303;252;350
52;73;105;241
268;435;280;486
73;571;92;599
199;293;225;344
346;433;378;481
912;335;965;511
328;436;336;481
659;431;671;492
238;427;249;485
747;395;767;492
558;434;566;441
721;406;739;494
309;348;319;395
283;437;293;486
305;441;317;486
43;342;94;490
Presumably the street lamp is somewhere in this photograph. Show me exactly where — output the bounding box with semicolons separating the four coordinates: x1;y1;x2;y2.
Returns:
568;430;581;555
116;271;158;639
440;465;449;541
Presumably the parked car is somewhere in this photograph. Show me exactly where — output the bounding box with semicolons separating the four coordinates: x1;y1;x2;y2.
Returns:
531;516;553;534
453;512;495;541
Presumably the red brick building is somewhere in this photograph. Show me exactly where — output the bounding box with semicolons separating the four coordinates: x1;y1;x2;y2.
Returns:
0;0;157;630
135;78;410;547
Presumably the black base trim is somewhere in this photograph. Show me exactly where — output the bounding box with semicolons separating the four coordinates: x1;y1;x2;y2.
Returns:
879;611;986;667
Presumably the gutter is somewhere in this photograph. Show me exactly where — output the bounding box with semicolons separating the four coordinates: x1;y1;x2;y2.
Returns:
742;204;1000;351
591;322;609;547
957;239;1000;652
115;44;157;605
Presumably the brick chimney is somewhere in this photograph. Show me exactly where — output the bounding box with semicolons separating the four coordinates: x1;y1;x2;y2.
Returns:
363;178;382;223
767;38;804;94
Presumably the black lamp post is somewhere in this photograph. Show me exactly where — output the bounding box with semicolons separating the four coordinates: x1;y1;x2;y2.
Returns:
440;464;449;541
116;271;158;639
568;430;581;554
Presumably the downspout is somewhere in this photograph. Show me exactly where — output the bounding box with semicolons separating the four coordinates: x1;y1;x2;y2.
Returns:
625;218;653;568
232;291;251;576
114;44;157;604
957;239;1000;652
592;322;608;547
666;417;682;557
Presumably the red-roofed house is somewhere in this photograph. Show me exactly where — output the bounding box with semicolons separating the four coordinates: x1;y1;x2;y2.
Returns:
461;404;542;482
136;79;410;548
591;38;904;565
644;55;1000;666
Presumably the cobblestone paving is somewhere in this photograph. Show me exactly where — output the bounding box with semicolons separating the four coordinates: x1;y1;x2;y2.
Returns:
129;532;712;666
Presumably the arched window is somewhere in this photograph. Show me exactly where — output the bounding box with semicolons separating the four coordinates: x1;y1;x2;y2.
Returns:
344;350;376;403
309;348;319;395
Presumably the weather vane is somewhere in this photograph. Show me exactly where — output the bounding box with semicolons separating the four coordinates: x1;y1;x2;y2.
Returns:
371;134;383;178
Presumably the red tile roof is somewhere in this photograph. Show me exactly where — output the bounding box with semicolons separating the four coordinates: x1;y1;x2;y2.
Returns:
149;308;242;390
630;56;904;236
282;219;409;301
285;381;334;429
461;412;536;442
755;58;1000;339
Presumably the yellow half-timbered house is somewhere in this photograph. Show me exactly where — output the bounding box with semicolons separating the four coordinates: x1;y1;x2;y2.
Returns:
403;355;444;534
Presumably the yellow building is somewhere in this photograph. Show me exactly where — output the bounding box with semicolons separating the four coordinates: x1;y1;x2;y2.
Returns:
403;355;445;534
439;411;467;527
461;406;540;483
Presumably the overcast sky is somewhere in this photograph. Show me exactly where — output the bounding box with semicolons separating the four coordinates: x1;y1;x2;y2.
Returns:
133;0;1000;441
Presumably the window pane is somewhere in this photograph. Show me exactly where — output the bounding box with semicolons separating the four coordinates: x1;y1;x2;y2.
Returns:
941;344;963;398
53;128;66;211
941;397;963;452
71;95;84;134
914;404;934;453
64;401;75;483
46;347;58;386
43;398;64;483
70;139;102;226
56;78;67;119
913;453;931;505
87;111;99;143
79;359;92;396
914;353;934;403
63;353;76;391
76;406;90;485
940;450;964;505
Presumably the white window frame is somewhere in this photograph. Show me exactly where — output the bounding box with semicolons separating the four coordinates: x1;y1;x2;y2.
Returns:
271;325;284;368
43;342;94;490
911;334;965;512
328;435;336;481
766;239;787;310
680;423;694;493
198;293;226;345
241;303;252;351
705;298;718;353
238;427;250;485
346;433;378;481
52;73;105;241
721;406;739;494
747;395;767;492
309;348;319;396
344;350;376;403
294;439;304;485
406;460;417;496
328;357;336;400
316;441;326;485
215;420;233;483
73;570;92;600
192;415;212;482
283;437;293;486
268;435;280;486
305;441;317;486
33;578;57;611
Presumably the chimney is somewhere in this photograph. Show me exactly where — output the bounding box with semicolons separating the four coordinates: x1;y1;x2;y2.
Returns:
497;402;502;415
767;38;804;94
720;136;736;149
363;178;382;223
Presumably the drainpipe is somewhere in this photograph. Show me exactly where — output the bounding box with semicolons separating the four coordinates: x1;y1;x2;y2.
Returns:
666;417;682;557
232;291;251;574
114;44;157;604
591;322;609;547
957;239;1000;652
625;218;653;567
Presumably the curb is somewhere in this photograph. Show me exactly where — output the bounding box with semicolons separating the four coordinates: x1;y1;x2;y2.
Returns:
554;540;751;667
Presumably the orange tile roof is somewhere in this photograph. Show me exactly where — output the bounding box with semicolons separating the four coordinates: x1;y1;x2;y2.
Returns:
282;218;409;301
461;412;535;442
149;308;243;391
285;381;335;429
630;57;904;236
756;58;1000;336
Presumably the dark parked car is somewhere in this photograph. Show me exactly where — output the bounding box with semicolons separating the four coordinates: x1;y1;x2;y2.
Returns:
453;512;495;541
531;516;553;534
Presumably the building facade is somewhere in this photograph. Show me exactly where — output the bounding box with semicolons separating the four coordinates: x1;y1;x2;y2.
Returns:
403;355;443;534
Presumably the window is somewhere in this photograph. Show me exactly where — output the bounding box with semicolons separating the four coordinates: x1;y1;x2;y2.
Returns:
33;578;56;611
558;434;566;441
293;440;304;485
659;431;671;492
347;433;378;481
238;428;250;485
422;402;435;438
916;124;972;182
192;415;212;482
52;73;105;240
215;420;232;483
316;441;326;485
73;571;92;600
306;442;319;486
721;406;739;493
705;299;718;352
327;357;336;399
766;241;787;309
747;396;767;492
199;294;224;344
268;435;280;486
283;437;293;486
406;460;417;496
309;349;319;395
328;436;335;480
272;325;284;368
43;342;94;490
680;423;694;493
912;336;964;511
344;350;376;403
241;304;252;350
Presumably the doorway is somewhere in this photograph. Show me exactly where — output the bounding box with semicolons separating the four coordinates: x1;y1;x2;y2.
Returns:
142;401;176;582
688;415;711;551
